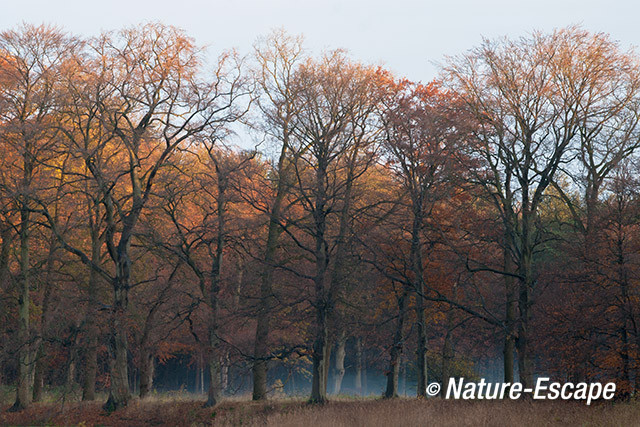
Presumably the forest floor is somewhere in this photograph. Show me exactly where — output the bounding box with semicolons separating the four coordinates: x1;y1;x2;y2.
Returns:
1;392;639;426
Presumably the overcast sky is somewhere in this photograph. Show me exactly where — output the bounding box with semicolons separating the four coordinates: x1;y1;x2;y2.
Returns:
2;0;639;83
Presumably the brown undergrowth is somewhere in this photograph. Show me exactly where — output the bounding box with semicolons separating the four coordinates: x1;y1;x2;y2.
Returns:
1;396;637;426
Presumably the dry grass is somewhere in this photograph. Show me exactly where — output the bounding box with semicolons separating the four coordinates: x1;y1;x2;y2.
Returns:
0;395;638;426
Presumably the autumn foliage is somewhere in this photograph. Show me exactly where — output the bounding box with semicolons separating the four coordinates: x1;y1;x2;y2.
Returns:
1;23;640;417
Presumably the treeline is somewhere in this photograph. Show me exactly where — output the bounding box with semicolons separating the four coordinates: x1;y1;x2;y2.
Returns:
1;23;640;411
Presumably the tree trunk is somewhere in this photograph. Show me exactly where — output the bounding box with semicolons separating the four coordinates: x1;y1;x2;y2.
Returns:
327;161;356;395
221;352;230;392
411;210;428;398
200;354;205;394
33;234;57;402
442;282;459;396
503;238;517;385
333;333;347;395
402;357;407;396
516;219;534;389
32;345;45;402
385;288;408;398
616;218;633;391
139;350;154;398
252;138;289;401
0;226;10;391
103;279;131;412
441;329;454;397
310;159;329;405
310;309;329;403
83;206;101;401
66;359;76;393
82;299;99;401
252;213;280;400
12;206;31;411
355;337;363;395
324;340;332;394
416;295;428;397
65;336;78;395
207;349;222;407
205;184;225;408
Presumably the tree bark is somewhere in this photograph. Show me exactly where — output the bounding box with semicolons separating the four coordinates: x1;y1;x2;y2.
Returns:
83;201;101;401
0;224;10;389
516;216;535;389
205;180;225;408
12;205;31;411
333;332;347;395
416;294;428;397
32;345;45;402
103;268;131;412
411;209;428;397
139;350;154;398
310;308;329;403
310;156;330;404
441;324;454;397
221;352;229;393
33;234;58;402
252;184;285;400
355;337;363;395
503;235;517;385
385;288;408;398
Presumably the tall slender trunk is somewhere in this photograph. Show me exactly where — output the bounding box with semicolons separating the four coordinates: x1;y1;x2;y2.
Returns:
83;257;100;399
221;351;229;392
33;235;57;402
138;270;174;399
207;321;222;407
0;224;11;390
616;218;632;390
385;288;408;398
401;357;407;396
32;345;45;402
200;353;205;394
233;261;243;307
252;141;289;400
441;302;457;397
310;158;329;404
83;202;101;401
410;209;428;397
0;223;10;289
252;188;285;400
516;215;534;389
310;302;329;403
416;292;428;397
327;160;356;394
64;328;80;397
355;337;363;395
503;235;516;385
12;204;31;411
333;332;347;394
206;183;226;407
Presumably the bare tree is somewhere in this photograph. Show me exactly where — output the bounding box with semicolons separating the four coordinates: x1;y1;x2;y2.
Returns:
380;80;464;397
443;26;637;387
250;29;305;400
0;24;78;411
284;51;385;403
38;23;250;410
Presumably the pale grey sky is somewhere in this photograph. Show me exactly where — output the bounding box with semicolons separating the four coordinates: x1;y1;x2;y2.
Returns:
2;0;638;82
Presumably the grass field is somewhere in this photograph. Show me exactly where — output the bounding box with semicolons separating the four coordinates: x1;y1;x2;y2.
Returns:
1;393;638;426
